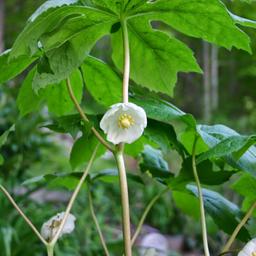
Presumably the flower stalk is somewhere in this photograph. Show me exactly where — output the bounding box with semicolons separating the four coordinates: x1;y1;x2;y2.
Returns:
115;146;132;256
192;136;210;256
121;18;130;104
222;201;256;253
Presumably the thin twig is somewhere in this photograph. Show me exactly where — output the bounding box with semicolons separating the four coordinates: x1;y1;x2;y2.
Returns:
0;185;47;245
192;136;210;256
88;187;110;256
66;78;114;152
50;144;99;246
131;187;169;245
221;201;256;253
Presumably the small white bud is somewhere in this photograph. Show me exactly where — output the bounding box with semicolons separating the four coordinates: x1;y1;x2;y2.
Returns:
41;212;76;242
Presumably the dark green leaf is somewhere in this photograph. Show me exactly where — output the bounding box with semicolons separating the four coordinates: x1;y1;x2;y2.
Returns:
17;68;43;116
131;94;196;128
140;145;172;180
197;124;256;175
197;135;256;164
0;50;35;84
70;134;105;169
187;185;251;241
44;69;83;116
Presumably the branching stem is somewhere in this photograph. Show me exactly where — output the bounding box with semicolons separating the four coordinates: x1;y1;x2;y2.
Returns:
50;144;99;246
0;185;47;246
66;78;114;152
192;136;210;256
221;201;256;253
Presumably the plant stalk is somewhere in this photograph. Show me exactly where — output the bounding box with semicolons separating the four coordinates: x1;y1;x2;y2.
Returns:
192;137;210;256
121;18;130;104
221;201;256;253
46;245;54;256
0;185;47;246
50;144;99;246
88;187;110;256
115;148;132;256
66;78;114;152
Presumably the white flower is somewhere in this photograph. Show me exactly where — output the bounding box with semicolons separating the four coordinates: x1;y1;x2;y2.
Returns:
100;102;147;144
41;212;76;242
238;238;256;256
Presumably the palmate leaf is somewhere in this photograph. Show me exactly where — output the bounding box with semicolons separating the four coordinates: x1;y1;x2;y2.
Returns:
112;17;202;96
6;0;253;96
127;0;251;52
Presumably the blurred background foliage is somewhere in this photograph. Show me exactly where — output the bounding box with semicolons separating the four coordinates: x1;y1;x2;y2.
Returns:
0;0;256;256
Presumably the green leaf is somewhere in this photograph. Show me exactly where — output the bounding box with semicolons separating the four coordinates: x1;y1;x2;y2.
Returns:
29;0;79;22
187;185;251;241
231;173;256;201
197;135;256;164
131;94;196;128
112;17;201;96
17;68;84;116
44;69;83;116
172;191;200;219
139;145;172;180
170;158;236;188
44;114;83;138
91;169;144;185
144;120;185;156
0;155;4;166
81;56;122;107
128;0;251;52
197;124;256;175
17;68;43;116
70;134;105;169
0;125;15;148
0;50;35;84
10;2;116;58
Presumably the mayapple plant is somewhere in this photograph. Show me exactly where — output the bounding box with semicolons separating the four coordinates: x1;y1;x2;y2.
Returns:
1;0;256;255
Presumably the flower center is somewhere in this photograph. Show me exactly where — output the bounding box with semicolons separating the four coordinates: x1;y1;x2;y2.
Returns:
118;114;135;129
252;252;256;256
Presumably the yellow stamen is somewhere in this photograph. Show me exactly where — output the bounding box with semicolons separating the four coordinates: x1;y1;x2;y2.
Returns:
118;113;135;129
252;252;256;256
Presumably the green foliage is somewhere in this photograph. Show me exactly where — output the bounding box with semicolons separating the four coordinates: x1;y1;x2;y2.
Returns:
2;0;256;255
188;185;251;241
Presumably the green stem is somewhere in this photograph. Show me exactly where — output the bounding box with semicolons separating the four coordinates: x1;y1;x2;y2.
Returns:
88;187;110;256
131;187;169;246
50;144;99;246
121;18;130;104
0;185;47;246
46;245;54;256
66;79;114;152
192;136;210;256
115;148;132;256
221;201;256;253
